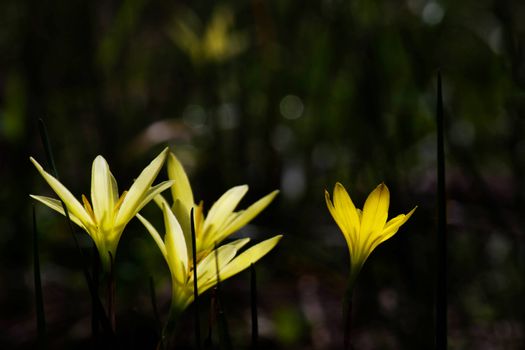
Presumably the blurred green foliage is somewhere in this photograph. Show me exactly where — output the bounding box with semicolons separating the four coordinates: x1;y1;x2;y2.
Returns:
2;0;525;348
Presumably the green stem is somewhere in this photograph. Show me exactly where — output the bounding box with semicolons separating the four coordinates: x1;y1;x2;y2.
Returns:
107;252;116;332
161;305;183;350
343;283;354;350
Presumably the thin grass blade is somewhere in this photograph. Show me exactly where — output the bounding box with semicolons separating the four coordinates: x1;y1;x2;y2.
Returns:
191;208;201;350
33;206;47;348
250;264;258;349
436;71;448;349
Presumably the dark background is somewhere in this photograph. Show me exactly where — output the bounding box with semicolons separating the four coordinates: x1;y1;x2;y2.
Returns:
2;0;525;348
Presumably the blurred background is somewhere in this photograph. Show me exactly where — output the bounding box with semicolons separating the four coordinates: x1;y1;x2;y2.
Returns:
2;0;525;348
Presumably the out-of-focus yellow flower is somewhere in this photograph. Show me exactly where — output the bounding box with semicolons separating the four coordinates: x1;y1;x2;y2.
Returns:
325;182;416;288
168;6;248;64
30;148;173;270
137;203;282;313
163;151;279;258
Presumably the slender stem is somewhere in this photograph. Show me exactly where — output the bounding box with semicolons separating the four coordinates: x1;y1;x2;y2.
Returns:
107;252;116;332
436;71;448;349
190;208;201;350
343;287;354;350
33;206;47;348
92;245;100;338
250;264;258;349
162;306;182;350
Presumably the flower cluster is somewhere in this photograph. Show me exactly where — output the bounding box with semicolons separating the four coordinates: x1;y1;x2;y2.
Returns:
31;148;281;315
31;146;416;344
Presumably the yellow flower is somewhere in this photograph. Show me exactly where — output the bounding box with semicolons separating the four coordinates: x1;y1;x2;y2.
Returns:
30;148;173;270
325;182;416;288
163;151;279;257
137;203;282;313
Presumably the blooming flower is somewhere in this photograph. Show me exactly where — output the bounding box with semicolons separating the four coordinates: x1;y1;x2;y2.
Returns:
163;151;279;257
325;182;416;288
137;203;282;313
30;147;173;270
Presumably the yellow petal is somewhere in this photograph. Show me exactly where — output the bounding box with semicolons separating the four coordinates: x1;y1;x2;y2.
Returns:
91;156;119;228
201;185;248;244
167;151;195;212
163;203;188;285
172;199;192;243
115;147;169;226
30;195;88;232
30;157;95;231
134;180;175;216
153;193;171;210
218;235;282;282
136;213;167;259
325;183;360;252
360;183;389;245
195;243;238;293
218;190;279;241
373;207;417;249
167;152;195;237
226;237;251;251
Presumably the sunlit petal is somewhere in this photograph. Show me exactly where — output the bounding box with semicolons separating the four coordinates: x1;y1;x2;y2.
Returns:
219;190;279;240
163;203;188;285
195;244;238;292
360;183;389;243
91;156;118;229
30;195;88;231
201;185;248;242
30;157;95;230
133;180;175;216
136;213;167;259
167;152;194;212
219;235;282;282
116;147;169;226
375;207;417;247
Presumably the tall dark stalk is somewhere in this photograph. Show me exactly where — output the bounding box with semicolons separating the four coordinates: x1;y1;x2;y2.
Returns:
190;208;201;350
250;264;258;349
436;71;448;349
33;206;47;349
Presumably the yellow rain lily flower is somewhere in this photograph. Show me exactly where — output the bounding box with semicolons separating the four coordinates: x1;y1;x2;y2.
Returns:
325;182;416;289
137;203;282;314
30;148;173;270
162;151;279;258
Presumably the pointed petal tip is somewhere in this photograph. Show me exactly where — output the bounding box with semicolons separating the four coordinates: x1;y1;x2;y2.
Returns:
235;184;249;191
324;189;332;203
406;206;417;218
376;182;388;191
161;146;170;155
30;157;42;169
269;234;283;244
